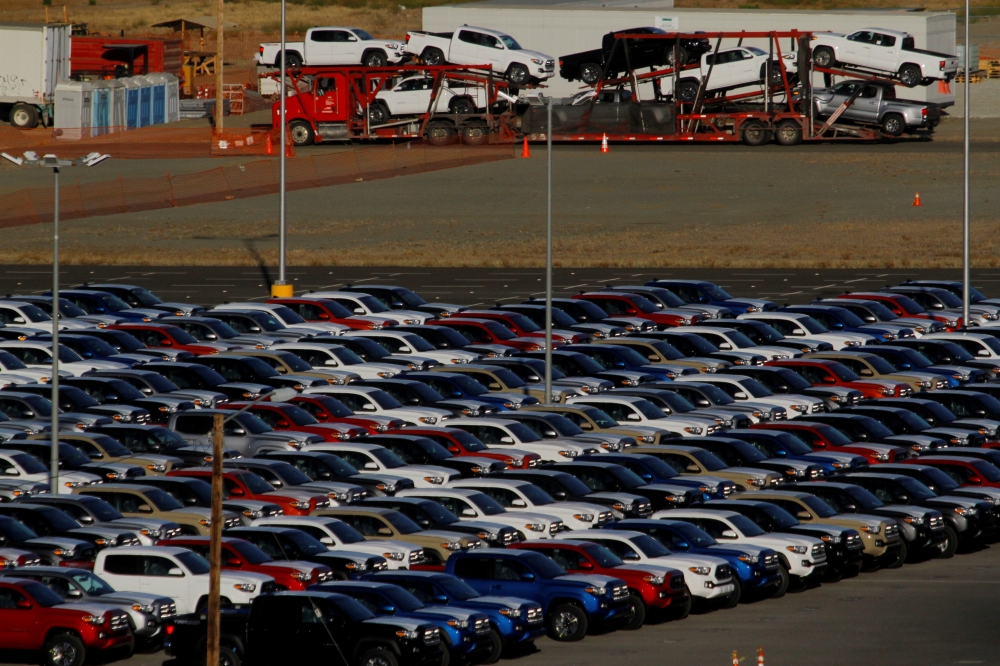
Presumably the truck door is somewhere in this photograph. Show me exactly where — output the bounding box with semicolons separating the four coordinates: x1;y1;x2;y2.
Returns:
0;585;36;649
703;50;737;89
329;30;359;64
852;85;882;122
843;31;874;67
731;49;762;87
313;76;342;120
477;33;506;72
299;597;350;666
307;30;338;65
391;77;435;114
453;29;484;65
867;33;899;73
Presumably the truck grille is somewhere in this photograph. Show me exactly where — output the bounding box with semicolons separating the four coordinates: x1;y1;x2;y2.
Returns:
371;560;389;571
845;533;863;550
762;553;780;571
810;544;827;563
122;536;142;546
136;414;151;424
928;515;945;530
597;512;613;525
525;606;543;624
885;524;900;539
635;502;653;516
544;60;554;71
261;581;280;594
317;571;334;582
501;530;519;546
669;573;686;591
351;492;366;503
164;527;183;539
224;517;242;529
423;628;441;645
715;565;733;582
550;521;564;535
473;617;490;634
527;458;540;467
409;550;425;564
611;584;628;601
157;602;177;618
109;612;130;633
899;388;913;397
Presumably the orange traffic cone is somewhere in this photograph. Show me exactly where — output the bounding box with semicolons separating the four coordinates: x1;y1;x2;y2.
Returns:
913;192;922;206
732;651;739;666
521;136;530;158
601;133;609;153
757;647;764;666
266;133;273;155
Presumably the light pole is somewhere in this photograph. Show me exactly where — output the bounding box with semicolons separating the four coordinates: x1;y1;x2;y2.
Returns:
1;151;108;490
272;0;292;299
544;95;553;404
963;0;971;327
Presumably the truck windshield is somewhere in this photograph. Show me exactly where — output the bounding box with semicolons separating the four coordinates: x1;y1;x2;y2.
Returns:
230;540;272;565
469;493;506;515
581;543;624;567
24;580;66;607
327;521;366;544
630;534;671;558
176;551;211;574
11;453;47;474
384;512;423;535
353;29;375;41
971;460;1000;482
499;34;522;49
437;576;481;601
19;304;53;323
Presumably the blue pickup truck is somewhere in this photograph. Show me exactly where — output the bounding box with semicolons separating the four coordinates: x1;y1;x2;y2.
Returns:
363;570;545;662
445;548;630;642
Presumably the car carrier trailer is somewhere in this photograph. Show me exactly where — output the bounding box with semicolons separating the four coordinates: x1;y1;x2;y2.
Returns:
519;30;918;146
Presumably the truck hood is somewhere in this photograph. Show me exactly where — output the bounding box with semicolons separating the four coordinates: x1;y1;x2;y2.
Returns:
167;389;228;407
558;573;624;588
58;601;127;616
27;535;93;550
461;595;537;611
260;559;319;576
365;616;428;632
380;464;457;483
219;571;274;586
649;552;728;569
411;606;482;622
97;592;173;607
744;533;821;551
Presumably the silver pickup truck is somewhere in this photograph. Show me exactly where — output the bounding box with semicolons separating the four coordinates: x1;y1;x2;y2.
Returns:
813;81;940;136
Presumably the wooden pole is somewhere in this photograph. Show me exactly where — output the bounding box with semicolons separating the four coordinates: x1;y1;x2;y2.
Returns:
206;413;224;666
214;0;224;131
62;6;68;23
45;6;50;24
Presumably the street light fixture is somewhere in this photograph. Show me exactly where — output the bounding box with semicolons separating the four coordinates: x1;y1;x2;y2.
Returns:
1;151;109;491
271;0;292;299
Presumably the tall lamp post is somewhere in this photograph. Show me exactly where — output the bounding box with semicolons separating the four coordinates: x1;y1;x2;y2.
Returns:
272;0;292;299
1;151;109;490
543;96;553;404
962;0;971;326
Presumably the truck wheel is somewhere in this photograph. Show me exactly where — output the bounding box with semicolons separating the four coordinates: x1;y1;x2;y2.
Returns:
666;44;689;67
671;592;693;620
580;63;603;84
741;120;771;146
886;540;907;569
770;563;790;599
368;102;390;125
899;64;922;87
426;122;458;146
881;113;905;137
449;97;475;114
363;50;388;67
506;63;530;86
279;51;303;68
812;47;835;68
675;80;699;102
936;526;958;559
9;103;39;129
358;648;399;666
422;47;446;66
481;628;503;665
462;121;489;146
289;120;315;146
623;592;646;630
546;604;587;641
720;577;741;609
774;119;803;146
209;646;242;666
43;633;85;666
762;61;784;85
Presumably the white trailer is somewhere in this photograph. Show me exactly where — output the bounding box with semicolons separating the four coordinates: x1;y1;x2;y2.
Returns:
0;22;71;128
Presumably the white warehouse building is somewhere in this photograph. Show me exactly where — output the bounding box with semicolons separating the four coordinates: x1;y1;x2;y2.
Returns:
421;2;957;106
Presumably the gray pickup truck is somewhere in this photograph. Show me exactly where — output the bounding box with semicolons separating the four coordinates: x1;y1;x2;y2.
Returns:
813;80;940;136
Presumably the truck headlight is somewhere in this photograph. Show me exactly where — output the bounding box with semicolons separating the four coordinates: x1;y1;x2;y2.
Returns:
531;58;544;64
233;583;257;592
737;554;759;564
573;513;594;522
688;566;711;575
291;572;313;582
131;603;155;613
584;586;607;595
498;608;521;617
146;463;167;472
683;426;703;435
424;476;445;485
396;630;419;640
525;523;545;532
860;524;881;533
442;542;462;551
785;545;807;554
642;574;665;585
639;435;655;443
446;619;469;629
419;416;438;424
955;507;977;516
383;552;405;560
903;516;926;525
790;405;808;413
748;478;767;487
81;614;105;625
292;501;312;509
558;450;578;458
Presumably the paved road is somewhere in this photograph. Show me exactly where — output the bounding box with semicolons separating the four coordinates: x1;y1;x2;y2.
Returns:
29;543;998;666
3;265;1000;308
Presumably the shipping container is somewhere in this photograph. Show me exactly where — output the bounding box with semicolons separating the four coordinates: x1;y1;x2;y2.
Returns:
70;36;184;79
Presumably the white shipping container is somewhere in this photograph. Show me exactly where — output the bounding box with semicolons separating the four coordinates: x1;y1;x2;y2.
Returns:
0;22;71;127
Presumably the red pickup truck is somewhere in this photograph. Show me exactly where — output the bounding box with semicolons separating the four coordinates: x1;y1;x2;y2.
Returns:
0;578;133;666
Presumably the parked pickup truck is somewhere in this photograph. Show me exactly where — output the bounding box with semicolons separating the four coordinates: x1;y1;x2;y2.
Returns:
811;28;958;87
370;76;493;124
257;27;406;68
813;81;940;136
559;27;711;85
164;592;444;666
0;578;133;666
660;46;792;102
405;27;555;85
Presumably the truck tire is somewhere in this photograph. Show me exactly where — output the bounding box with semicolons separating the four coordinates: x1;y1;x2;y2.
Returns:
761;61;783;85
209;646;242;666
741;120;770;146
363;50;388;67
10;103;39;129
481;628;503;665
812;46;835;68
43;633;86;666
675;80;699;102
289;120;315;146
666;44;689;66
546;603;587;642
461;121;489;146
936;526;958;558
422;47;446;66
671;592;693;620
358;648;399;666
449;97;475;114
623;592;646;630
278;51;303;68
770;563;791;598
426;121;458;146
899;64;922;87
368;102;390;125
881;113;905;137
506;63;530;86
886;540;907;569
720;577;741;609
774;119;803;146
580;63;603;84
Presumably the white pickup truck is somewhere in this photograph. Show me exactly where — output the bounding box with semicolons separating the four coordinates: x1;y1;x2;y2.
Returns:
369;76;492;123
257;27;405;68
404;26;555;85
811;28;958;87
661;46;791;102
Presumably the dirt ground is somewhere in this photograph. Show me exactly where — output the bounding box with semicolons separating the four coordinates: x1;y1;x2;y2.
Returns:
2;116;999;269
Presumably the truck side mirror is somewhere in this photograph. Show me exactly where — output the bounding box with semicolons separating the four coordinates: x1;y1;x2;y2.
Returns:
623;551;640;561
796;511;812;520
577;561;593;570
168;567;185;577
718;343;732;350
377;527;393;536
16;599;32;609
229;488;245;497
137;503;153;513
433;594;449;604
364;462;379;470
859;369;874;377
379;605;396;614
226;558;242;566
518;572;535;582
511;499;527;508
500;437;515;444
686;465;700;473
720;530;738;539
66;589;83;598
626;413;641;422
320;536;334;545
461;509;477;517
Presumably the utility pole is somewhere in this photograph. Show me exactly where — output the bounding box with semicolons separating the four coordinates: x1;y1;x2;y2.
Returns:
206;413;224;666
214;0;224;132
544;96;553;404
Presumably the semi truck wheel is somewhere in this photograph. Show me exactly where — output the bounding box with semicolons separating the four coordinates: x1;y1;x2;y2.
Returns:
426;121;457;146
881;113;905;137
741;120;770;146
775;119;803;146
422;47;446;65
10;103;39;129
461;121;489;146
898;64;921;87
289;120;315;146
363;50;388;67
812;47;835;68
580;63;603;84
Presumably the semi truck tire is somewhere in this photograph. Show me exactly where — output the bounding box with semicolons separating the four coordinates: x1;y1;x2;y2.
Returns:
461;121;489;146
426;121;458;146
10;103;39;129
775;119;803;146
289;120;315;146
449;97;475;114
741;120;770;146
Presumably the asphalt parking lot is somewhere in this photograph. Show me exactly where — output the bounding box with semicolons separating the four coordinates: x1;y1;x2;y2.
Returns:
93;543;999;666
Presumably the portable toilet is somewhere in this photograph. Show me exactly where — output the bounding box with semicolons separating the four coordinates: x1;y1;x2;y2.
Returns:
142;74;166;125
106;78;126;132
161;73;180;123
138;76;152;127
123;77;141;130
91;81;111;136
54;80;93;140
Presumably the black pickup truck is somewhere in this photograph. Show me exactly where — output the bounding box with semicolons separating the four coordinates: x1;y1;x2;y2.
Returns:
559;27;711;84
165;591;444;666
